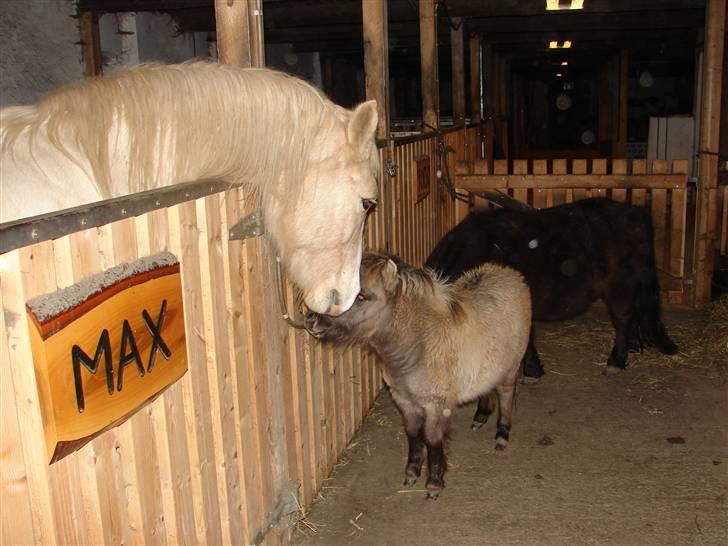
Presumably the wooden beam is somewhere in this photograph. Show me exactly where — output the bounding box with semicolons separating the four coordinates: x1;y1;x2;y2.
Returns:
79;11;102;78
457;174;688;191
363;0;390;140
419;0;439;129
615;48;629;157
469;32;481;124
694;0;726;305
451;18;466;125
214;0;265;67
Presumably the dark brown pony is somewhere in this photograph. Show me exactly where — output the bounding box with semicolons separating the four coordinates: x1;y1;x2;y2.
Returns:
426;198;677;379
305;252;531;499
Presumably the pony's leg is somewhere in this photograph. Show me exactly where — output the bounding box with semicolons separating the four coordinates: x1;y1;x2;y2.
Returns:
403;411;426;486
522;326;544;382
494;373;518;450
605;283;633;375
471;393;495;431
423;403;451;500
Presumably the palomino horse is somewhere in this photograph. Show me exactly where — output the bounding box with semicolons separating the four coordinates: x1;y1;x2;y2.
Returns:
0;62;379;315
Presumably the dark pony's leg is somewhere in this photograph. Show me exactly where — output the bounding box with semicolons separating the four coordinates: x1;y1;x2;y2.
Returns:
604;279;634;374
522;326;544;381
471;393;495;431
423;404;451;500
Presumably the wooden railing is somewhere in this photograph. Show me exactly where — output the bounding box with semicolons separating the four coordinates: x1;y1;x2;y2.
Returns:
455;158;692;306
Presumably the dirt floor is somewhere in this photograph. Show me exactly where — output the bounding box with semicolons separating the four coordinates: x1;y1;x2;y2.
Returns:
291;306;727;546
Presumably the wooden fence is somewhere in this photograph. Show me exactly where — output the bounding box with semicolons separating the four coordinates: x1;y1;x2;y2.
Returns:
456;158;692;306
0;128;466;545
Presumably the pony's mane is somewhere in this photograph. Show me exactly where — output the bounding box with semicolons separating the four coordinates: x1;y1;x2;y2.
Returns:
1;61;359;207
365;253;458;315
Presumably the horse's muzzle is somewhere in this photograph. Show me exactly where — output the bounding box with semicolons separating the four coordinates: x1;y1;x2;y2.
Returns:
303;311;328;339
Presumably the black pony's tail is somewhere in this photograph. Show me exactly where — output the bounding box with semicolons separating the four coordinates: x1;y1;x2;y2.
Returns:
630;210;678;355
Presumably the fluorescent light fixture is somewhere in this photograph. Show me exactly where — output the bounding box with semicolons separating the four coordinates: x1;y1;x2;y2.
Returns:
563;40;572;48
556;73;563;77
561;61;569;66
549;41;559;49
546;0;584;10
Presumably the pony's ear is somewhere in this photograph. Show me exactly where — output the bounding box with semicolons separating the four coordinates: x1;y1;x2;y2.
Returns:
382;259;399;289
347;100;378;157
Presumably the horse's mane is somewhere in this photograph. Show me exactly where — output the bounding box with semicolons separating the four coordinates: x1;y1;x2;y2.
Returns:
1;61;359;208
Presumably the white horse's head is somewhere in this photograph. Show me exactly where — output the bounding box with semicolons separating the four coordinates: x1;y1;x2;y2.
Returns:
265;100;379;316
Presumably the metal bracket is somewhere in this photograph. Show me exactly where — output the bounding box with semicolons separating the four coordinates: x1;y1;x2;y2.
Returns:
228;209;265;240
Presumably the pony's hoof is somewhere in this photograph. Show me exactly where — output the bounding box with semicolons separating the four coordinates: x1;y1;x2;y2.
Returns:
494;441;508;451
603;365;624;376
425;490;440;500
425;477;444;499
521;375;542;385
403;476;418;487
471;421;485;432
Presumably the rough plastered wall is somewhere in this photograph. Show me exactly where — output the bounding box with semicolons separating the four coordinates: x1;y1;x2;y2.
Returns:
0;0;82;107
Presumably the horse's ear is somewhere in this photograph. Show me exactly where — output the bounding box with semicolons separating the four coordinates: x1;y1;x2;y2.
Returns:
347;100;378;157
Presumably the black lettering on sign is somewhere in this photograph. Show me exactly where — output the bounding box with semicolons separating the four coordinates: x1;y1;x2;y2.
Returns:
70;299;172;413
117;319;145;391
72;329;113;413
142;299;171;372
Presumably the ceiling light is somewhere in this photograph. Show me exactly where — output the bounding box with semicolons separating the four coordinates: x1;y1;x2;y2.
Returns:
561;61;569;66
546;0;584;10
563;41;572;48
549;41;559;49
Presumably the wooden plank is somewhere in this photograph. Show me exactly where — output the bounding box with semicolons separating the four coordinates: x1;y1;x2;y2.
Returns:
214;0;265;68
1;248;57;545
168;201;223;545
513;160;529;205
224;187;263;544
197;195;245;544
670;160;689;279
457;173;687;191
470;34;482;124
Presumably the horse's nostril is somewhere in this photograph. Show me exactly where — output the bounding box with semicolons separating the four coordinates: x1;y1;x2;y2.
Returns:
330;289;341;306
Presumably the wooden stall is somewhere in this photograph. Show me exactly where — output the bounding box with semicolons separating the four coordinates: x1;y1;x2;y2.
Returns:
0;123;470;545
455;158;692;306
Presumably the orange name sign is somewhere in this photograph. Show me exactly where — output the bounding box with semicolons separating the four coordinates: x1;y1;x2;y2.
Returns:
26;252;188;463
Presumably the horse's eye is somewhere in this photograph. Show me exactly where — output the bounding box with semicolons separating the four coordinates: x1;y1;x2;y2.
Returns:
356;293;368;302
362;199;376;212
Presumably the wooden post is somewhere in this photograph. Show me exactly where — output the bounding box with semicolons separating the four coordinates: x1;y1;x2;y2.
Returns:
500;57;510;161
694;0;726;305
363;0;390;140
615;48;629;157
469;33;482;124
79;11;101;78
451;18;466;126
482;43;494;169
419;0;439;129
215;0;265;68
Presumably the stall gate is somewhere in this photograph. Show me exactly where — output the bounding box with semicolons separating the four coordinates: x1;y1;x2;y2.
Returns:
456;158;692;306
0;128;467;545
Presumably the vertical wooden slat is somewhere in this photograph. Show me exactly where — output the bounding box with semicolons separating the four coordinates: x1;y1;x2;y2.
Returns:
670;161;689;279
612;159;628;202
591;159;607;198
451;18;466;125
631;160;648;207
79;11;101;78
513;160;529;205
651;161;669;272
572;159;591;201
168;201;223;545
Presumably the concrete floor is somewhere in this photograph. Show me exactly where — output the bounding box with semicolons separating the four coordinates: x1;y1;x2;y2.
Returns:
292;308;727;546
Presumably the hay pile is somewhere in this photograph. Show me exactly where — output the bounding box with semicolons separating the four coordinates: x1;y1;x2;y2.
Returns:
540;296;728;371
